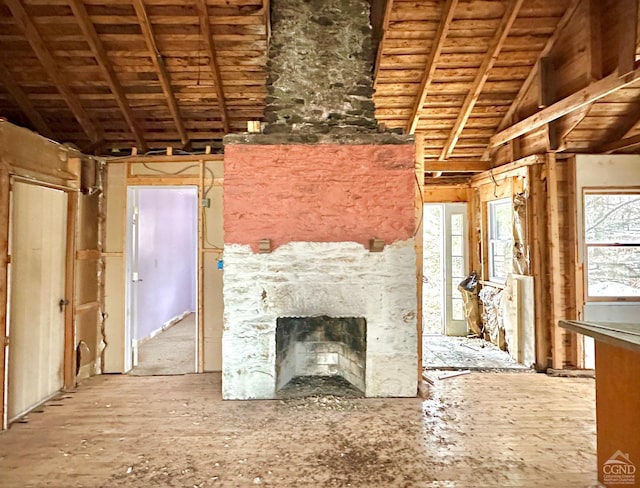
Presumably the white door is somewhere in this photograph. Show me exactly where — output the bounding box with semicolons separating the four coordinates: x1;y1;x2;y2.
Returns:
444;203;468;336
7;181;68;421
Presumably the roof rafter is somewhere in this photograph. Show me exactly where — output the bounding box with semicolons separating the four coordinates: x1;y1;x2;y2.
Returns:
600;133;640;153
372;0;393;80
68;0;147;152
405;0;458;135
480;0;582;160
4;0;100;143
132;0;189;146
490;65;640;149
439;0;524;160
0;63;55;140
195;0;230;134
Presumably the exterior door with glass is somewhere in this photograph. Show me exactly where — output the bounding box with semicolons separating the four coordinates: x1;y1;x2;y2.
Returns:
444;204;468;336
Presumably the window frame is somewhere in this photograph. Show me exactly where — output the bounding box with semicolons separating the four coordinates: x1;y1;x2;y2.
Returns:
583;189;640;302
487;197;513;284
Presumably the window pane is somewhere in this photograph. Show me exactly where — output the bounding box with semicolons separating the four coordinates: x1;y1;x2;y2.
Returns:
494;205;511;239
451;214;463;235
490;240;510;281
452;298;464;321
585;194;640;244
452;256;464;277
451;235;463;256
587;246;640;297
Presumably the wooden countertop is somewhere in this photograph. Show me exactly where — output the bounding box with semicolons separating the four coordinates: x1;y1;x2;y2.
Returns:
559;320;640;354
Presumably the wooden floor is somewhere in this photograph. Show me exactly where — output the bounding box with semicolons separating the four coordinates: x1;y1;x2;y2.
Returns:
129;314;196;376
0;373;601;487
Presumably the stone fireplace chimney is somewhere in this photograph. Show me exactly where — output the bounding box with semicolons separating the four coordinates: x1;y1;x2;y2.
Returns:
263;0;378;135
221;0;418;399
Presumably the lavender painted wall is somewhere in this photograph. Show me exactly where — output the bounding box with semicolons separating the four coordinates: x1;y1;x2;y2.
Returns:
135;188;197;340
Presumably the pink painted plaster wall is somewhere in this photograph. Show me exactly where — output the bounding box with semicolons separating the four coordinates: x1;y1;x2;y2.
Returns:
224;144;416;251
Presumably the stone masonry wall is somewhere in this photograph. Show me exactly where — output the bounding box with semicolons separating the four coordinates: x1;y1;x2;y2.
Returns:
263;0;378;134
222;240;418;399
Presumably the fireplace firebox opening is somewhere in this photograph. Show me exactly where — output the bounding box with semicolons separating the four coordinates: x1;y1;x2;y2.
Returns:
275;316;366;397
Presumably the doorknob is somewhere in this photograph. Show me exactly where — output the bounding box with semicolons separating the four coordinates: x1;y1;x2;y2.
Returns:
58;298;69;313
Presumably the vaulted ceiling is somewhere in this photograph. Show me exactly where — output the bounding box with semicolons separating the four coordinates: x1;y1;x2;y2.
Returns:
1;0;640;175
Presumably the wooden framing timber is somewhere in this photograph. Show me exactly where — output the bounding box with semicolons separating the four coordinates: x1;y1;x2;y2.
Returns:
414;137;424;387
108;154;223;164
0;64;54;140
0;165;9;429
132;0;189;146
4;0;100;144
195;0;231;134
263;0;271;42
439;0;524;160
64;192;78;390
470;155;543;187
480;0;581;160
545;153;564;369
405;0;458;135
423;160;491;173
615;0;638;76
68;0;147;152
372;0;392;80
198;160;206;373
489;65;640;150
600;133;640;153
528;160;550;370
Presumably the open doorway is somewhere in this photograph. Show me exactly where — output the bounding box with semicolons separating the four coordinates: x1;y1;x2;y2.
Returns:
125;187;198;376
422;203;527;371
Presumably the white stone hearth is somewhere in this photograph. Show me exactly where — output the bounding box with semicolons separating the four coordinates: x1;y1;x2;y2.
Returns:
222;240;418;399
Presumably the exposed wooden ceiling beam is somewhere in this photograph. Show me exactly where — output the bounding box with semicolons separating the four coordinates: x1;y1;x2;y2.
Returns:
600;133;640;153
4;0;100;143
595;98;640;149
68;0;147;152
373;0;393;80
263;0;271;42
481;0;581;160
489;65;640;150
423;160;492;173
424;176;471;186
439;0;524;160
132;0;189;146
405;0;458;135
0;64;55;140
195;0;230;134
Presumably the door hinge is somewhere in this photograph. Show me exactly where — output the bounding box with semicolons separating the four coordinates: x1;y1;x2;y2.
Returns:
6;255;10;264
3;336;8;347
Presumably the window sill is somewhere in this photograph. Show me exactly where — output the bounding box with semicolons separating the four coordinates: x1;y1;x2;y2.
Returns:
480;279;506;289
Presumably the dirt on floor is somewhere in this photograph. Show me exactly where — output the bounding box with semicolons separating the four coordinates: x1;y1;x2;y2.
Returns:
0;373;601;488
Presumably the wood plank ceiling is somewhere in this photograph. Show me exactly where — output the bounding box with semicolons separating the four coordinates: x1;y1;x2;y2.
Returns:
0;0;639;174
0;0;268;153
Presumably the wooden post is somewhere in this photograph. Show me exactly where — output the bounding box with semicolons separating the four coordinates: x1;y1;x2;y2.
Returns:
528;161;550;370
0;165;10;429
566;156;581;367
546;154;564;369
198;160;205;373
414;138;424;386
64;192;78;389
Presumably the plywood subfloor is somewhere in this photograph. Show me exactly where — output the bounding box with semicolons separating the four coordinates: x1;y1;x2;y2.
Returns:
129;314;196;376
0;373;601;487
